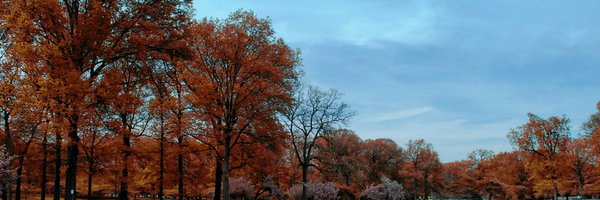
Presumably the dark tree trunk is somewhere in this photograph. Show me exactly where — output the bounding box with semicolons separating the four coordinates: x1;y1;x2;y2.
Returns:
54;130;62;200
159;122;164;200
301;164;308;200
3;112;12;200
214;159;222;200
553;181;558;200
87;147;94;200
177;135;184;200
423;172;428;199
120;133;130;200
344;174;350;186
65;116;80;200
41;131;48;200
15;155;24;200
222;137;231;200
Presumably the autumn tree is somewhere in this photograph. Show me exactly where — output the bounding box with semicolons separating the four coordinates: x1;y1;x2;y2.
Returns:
1;0;192;198
442;160;479;198
468;149;494;169
361;138;403;184
402;139;443;199
581;102;600;194
441;150;497;199
148;63;176;200
79;106;112;200
161;61;189;200
281;85;353;200
472;151;507;199
185;10;298;200
316;129;364;188
487;151;535;199
0;37;19;200
582;101;600;138
11;83;48;200
565;138;594;196
102;64;152;200
508;113;571;200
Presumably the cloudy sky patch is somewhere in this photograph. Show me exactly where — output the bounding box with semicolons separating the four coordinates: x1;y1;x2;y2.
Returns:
193;0;600;162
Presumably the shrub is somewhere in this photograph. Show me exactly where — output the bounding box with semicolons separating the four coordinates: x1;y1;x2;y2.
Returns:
261;176;285;200
337;187;357;200
360;176;406;200
229;177;255;199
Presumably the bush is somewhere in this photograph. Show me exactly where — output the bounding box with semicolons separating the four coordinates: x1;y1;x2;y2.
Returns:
360;177;406;200
337;187;357;200
261;176;285;200
229;177;255;199
288;182;339;200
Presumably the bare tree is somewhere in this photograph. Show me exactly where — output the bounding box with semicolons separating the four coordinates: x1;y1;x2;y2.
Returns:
281;85;354;200
467;149;495;169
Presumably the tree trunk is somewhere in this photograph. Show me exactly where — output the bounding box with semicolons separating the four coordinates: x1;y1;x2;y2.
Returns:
41;131;47;200
344;174;350;186
65;116;79;200
88;164;93;200
177;135;184;200
159;124;164;200
222;139;231;200
87;147;94;200
423;171;428;200
301;164;308;200
3;112;12;200
15;155;24;200
54;130;61;200
120;133;130;200
214;159;222;200
553;181;558;200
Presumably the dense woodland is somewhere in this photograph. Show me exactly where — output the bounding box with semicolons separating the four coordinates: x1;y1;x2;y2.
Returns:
0;1;600;200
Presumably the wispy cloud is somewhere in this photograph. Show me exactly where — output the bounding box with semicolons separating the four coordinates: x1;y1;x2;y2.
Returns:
368;106;434;122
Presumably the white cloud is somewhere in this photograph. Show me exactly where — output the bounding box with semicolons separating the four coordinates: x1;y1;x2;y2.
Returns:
368;106;434;122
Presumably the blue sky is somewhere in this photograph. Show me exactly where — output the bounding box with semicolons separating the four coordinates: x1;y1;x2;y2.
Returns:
193;0;600;162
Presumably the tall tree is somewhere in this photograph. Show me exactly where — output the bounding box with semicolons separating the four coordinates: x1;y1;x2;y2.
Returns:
148;63;173;200
468;149;494;169
361;138;403;184
0;39;19;200
582;101;600;194
281;86;354;200
442;160;479;199
165;61;188;200
148;59;190;200
508;113;571;200
79;107;111;200
40;118;50;200
566;138;594;196
468;149;502;200
402;139;443;199
185;10;298;200
1;0;192;198
317;129;364;188
102;64;150;200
